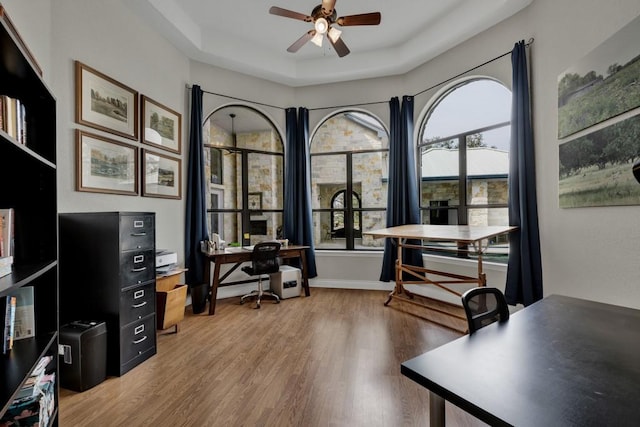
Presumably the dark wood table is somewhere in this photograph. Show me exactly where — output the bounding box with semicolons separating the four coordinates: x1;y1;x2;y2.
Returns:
202;245;310;315
401;294;640;426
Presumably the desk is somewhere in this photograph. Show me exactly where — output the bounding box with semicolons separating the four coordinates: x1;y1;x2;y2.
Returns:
366;225;516;331
401;295;640;426
202;245;311;315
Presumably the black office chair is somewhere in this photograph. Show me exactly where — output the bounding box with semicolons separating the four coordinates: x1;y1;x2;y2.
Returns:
461;287;509;334
240;241;281;308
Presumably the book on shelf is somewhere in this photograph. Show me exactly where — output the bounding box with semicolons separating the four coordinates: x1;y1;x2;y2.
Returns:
0;208;15;260
0;255;12;277
2;295;16;354
0;356;56;426
13;286;35;340
0;95;27;145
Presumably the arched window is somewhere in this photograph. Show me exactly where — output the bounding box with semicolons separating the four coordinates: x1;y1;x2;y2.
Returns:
310;111;388;250
418;78;511;261
203;105;284;246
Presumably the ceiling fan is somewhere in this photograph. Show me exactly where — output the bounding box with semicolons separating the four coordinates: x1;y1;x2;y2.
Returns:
269;0;381;57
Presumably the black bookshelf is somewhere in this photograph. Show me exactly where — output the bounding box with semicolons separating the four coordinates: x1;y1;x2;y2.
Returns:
0;4;58;425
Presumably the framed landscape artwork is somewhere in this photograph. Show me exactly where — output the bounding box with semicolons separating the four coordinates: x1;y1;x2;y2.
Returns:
142;149;182;199
75;60;138;140
141;95;182;154
557;15;640;139
76;130;138;195
557;15;640;208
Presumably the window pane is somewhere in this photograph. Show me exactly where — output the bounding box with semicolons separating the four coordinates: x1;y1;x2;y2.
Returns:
468;208;509;262
313;211;346;249
353;152;388;208
311;154;346;209
357;210;387;249
466;126;510;205
467;207;508;227
248;152;284;210
249;212;283;244
421;207;459;225
423;80;511;140
311;112;387;154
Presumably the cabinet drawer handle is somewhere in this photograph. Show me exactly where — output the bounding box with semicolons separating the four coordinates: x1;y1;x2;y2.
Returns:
133;335;147;344
131;266;147;273
132;301;147;308
131;232;147;237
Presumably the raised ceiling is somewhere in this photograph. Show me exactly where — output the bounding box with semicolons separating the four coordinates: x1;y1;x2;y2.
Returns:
127;0;533;87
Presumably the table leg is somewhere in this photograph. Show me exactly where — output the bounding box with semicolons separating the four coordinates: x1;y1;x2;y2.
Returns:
208;261;221;315
299;249;311;297
429;391;445;427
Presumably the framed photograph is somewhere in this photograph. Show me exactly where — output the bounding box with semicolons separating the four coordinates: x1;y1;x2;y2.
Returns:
76;130;138;195
210;147;223;185
248;192;262;210
141;95;182;154
142;149;182;199
75;60;138;140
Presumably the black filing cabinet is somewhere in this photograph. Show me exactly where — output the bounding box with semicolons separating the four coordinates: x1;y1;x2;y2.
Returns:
59;212;157;376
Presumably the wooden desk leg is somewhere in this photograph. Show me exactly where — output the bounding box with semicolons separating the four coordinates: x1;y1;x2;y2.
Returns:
429;391;445;427
299;249;311;297
208;261;221;315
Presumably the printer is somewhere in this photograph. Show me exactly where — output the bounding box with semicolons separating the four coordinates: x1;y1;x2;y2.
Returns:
156;249;177;274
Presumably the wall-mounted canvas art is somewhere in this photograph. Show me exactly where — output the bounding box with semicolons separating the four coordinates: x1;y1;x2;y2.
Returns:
557;15;640;139
558;113;640;208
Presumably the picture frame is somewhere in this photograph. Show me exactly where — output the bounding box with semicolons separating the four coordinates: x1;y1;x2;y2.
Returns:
142;149;182;199
248;192;262;210
210;147;223;185
76;130;138;196
75;60;139;140
141;95;182;154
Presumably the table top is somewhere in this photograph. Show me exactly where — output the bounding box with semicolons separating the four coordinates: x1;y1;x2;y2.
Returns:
202;244;309;259
365;224;516;243
401;295;640;426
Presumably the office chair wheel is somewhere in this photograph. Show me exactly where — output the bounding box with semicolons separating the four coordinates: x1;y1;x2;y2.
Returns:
255;302;261;309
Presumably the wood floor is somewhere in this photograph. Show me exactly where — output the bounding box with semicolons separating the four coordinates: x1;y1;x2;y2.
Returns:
60;288;487;426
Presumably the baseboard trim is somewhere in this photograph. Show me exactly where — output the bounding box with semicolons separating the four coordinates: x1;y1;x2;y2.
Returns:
212;279;394;300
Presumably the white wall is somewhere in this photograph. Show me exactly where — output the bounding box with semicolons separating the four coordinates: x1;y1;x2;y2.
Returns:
4;0;640;307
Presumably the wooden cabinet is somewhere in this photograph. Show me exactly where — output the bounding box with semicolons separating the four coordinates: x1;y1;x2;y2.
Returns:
59;212;157;377
0;5;59;423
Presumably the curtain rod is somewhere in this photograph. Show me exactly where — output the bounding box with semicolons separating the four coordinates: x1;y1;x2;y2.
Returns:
186;38;534;112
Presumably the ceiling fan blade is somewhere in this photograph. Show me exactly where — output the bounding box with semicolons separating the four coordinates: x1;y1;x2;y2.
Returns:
269;6;312;22
336;12;381;26
287;30;315;53
328;35;350;57
321;0;337;16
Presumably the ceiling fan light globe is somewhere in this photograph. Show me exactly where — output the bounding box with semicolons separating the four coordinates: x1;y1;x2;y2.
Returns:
311;32;324;47
328;27;342;42
314;17;329;34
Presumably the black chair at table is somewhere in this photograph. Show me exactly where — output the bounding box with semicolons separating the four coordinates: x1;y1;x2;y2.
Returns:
461;287;510;334
240;241;281;309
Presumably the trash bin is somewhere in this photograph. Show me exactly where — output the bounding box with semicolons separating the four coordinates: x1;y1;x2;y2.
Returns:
59;321;107;392
190;283;209;314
